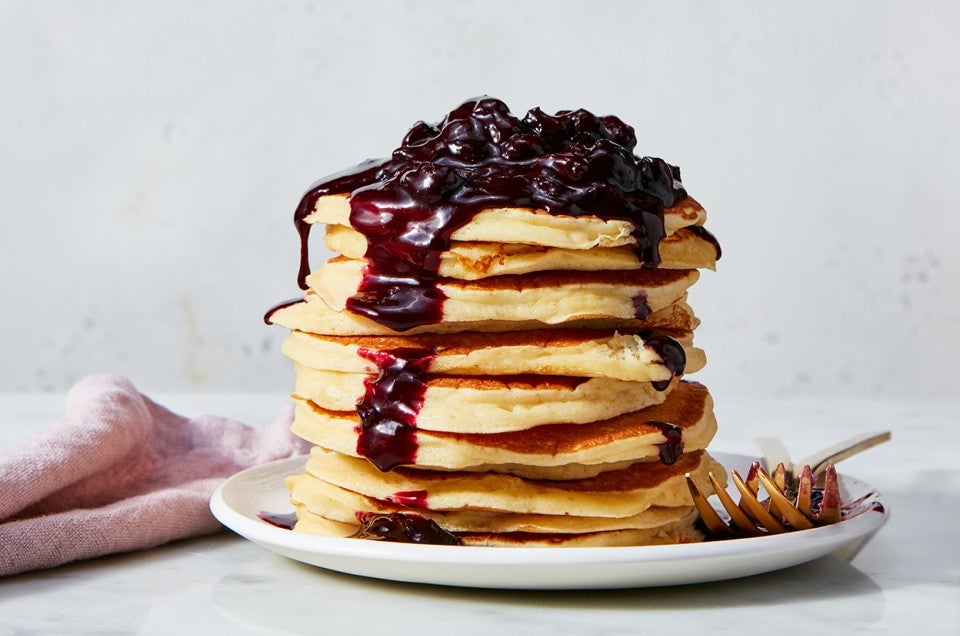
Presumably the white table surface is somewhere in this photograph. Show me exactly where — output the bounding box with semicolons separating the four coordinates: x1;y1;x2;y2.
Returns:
1;391;957;635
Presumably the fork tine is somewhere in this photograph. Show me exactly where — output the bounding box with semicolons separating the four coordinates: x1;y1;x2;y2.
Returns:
818;465;841;524
772;463;788;492
764;464;793;519
710;472;762;536
685;473;734;537
797;465;815;519
763;464;788;521
744;462;761;496
754;436;793;475
690;460;847;540
756;469;815;530
731;470;788;534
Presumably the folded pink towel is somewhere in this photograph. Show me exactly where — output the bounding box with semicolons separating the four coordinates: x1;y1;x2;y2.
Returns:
0;374;308;576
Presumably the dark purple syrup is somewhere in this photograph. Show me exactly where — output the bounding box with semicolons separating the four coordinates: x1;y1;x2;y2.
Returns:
809;488;826;516
293;97;690;331
650;421;683;465
842;492;885;518
295;159;387;289
631;291;651;320
257;511;297;530
643;331;687;391
354;512;462;545
355;347;435;471
687;225;722;261
263;297;302;325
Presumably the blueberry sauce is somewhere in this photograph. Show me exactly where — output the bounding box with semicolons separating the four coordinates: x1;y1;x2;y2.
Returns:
355;347;435;471
809;488;826;516
263;297;302;325
842;492;885;518
354;512;462;545
295;159;387;289
650;421;683;465
292;97;689;331
631;291;651;320
388;490;429;509
257;511;297;530
687;225;722;261
642;331;687;391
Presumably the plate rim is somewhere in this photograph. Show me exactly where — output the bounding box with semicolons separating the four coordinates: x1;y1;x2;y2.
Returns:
209;451;887;585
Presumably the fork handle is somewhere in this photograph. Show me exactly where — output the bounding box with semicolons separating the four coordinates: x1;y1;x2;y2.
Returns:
754;437;793;475
794;430;892;477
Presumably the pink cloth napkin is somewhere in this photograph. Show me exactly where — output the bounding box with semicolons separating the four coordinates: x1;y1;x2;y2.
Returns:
0;374;309;576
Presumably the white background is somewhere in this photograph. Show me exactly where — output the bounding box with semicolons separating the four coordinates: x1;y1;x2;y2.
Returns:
1;1;957;402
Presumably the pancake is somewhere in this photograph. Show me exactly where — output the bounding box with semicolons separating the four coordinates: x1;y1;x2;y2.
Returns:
268;98;721;548
307;257;699;326
303;446;725;518
282;328;705;383
292;364;676;431
289;505;704;546
455;525;703;547
269;293;699;337
307;193;708;248
324;225;718;278
288;476;699;533
290;380;717;476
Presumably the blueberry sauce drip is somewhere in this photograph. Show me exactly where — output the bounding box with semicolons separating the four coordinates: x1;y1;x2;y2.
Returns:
355;347;435;471
650;421;683;465
687;225;722;260
257;511;297;530
295;159;387;289
388;490;429;509
631;291;651;320
354;512;462;545
642;331;686;391
842;492;885;518
293;97;688;330
263;297;302;325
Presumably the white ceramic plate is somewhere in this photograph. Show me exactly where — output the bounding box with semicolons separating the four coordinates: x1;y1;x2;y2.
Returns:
209;452;886;589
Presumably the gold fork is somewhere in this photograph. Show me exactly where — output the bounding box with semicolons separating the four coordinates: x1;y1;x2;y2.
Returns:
755;430;892;489
686;431;891;538
686;461;839;537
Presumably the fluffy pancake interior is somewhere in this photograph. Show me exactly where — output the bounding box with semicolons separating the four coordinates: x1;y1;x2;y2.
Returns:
303;447;725;518
289;381;717;478
269;292;699;337
289;503;704;547
282;328;705;382
292;364;677;432
307;257;699;325
307;193;708;247
324;225;717;277
288;475;700;534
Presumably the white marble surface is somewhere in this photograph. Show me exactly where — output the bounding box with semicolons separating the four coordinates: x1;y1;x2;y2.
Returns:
1;392;957;635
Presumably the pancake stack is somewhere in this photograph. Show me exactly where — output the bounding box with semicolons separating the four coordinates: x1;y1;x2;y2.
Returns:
267;98;724;546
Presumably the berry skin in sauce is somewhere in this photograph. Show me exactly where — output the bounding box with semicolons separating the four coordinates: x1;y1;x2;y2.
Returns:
293;97;691;332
